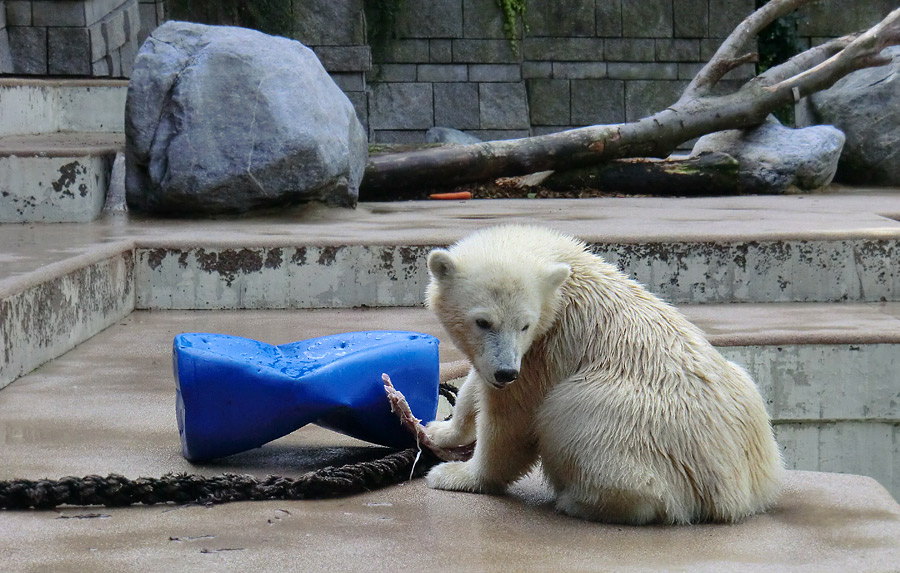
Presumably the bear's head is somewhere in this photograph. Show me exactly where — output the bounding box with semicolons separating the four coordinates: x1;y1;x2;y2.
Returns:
426;235;570;389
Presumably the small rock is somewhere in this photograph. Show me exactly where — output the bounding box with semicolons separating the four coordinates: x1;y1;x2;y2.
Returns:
424;127;482;145
803;46;900;186
125;21;367;215
691;116;844;193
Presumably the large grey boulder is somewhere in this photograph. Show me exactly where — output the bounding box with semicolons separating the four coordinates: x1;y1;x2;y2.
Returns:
126;21;367;214
803;47;900;186
691;116;844;193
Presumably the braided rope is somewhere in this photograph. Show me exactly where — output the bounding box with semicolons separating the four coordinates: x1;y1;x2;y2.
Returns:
0;449;441;510
0;380;461;510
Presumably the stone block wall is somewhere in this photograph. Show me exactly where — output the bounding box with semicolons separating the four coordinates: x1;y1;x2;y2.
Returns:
795;0;896;45
136;0;163;44
2;0;894;140
365;0;759;144
4;0;140;76
0;1;14;72
292;0;371;135
367;0;529;143
523;0;759;137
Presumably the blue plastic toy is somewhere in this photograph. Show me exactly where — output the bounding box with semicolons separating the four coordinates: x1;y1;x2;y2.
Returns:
173;331;440;461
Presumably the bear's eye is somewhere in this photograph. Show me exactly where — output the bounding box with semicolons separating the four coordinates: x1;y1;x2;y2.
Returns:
475;318;492;330
521;324;530;332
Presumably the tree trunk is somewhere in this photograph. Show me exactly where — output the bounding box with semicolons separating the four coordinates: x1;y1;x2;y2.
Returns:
359;0;900;198
539;152;740;196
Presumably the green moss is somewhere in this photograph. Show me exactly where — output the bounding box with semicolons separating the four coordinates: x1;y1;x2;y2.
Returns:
497;0;527;54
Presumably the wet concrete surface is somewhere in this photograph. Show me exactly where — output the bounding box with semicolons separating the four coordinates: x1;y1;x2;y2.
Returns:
1;309;899;571
3;189;900;283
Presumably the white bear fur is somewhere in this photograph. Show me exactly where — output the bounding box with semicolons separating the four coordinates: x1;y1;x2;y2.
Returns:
424;225;783;525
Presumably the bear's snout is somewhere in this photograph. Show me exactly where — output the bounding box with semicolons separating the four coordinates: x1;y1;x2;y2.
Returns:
494;368;519;386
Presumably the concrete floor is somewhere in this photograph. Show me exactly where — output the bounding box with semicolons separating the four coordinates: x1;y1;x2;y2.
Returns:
4;193;900;570
2;308;900;572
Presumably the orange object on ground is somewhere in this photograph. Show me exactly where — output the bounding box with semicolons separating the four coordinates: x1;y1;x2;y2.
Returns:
429;191;472;200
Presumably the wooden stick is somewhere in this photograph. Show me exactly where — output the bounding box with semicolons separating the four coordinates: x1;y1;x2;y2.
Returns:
382;373;473;462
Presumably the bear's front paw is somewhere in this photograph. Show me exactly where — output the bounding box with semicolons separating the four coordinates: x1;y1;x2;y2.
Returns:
425;461;500;494
424;419;469;448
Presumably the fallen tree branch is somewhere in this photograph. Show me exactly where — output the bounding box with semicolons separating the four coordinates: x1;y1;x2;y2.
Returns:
360;0;900;197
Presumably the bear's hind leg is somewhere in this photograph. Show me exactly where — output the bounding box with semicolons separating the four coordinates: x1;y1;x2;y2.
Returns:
555;487;666;525
537;374;685;524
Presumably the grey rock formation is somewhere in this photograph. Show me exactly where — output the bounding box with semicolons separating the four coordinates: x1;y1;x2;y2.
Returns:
803;47;900;186
125;21;367;214
424;127;482;145
691;116;845;194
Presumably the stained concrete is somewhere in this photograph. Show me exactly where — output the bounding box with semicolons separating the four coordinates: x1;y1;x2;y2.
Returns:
0;132;122;223
0;247;134;387
4;190;900;282
130;237;900;308
1;308;899;572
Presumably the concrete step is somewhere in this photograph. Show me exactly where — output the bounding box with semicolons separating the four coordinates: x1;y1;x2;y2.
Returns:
4;194;899;303
132;236;900;308
0;132;123;223
2;305;898;504
0;78;127;137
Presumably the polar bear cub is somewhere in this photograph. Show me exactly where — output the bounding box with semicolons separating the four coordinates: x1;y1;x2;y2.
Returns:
424;225;783;525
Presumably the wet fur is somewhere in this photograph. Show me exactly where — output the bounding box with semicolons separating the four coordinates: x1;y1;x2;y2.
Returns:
424;225;783;524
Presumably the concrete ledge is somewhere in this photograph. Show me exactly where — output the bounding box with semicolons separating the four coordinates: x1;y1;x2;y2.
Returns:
691;302;900;346
0;132;122;223
5;193;900;288
0;244;135;388
0;152;114;222
134;245;433;309
130;239;900;307
0;131;125;157
0;79;127;136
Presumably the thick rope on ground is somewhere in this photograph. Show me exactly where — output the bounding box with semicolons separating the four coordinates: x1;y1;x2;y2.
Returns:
0;375;463;510
0;448;443;510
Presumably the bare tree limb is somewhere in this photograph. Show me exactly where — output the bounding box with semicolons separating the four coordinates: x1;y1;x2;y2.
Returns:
764;7;900;98
682;0;810;99
360;2;900;198
756;34;858;87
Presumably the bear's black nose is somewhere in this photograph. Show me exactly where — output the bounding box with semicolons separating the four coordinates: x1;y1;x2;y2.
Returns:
494;369;518;384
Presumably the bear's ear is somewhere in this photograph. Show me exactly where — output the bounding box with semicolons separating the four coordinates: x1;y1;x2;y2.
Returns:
543;263;571;293
428;249;457;281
